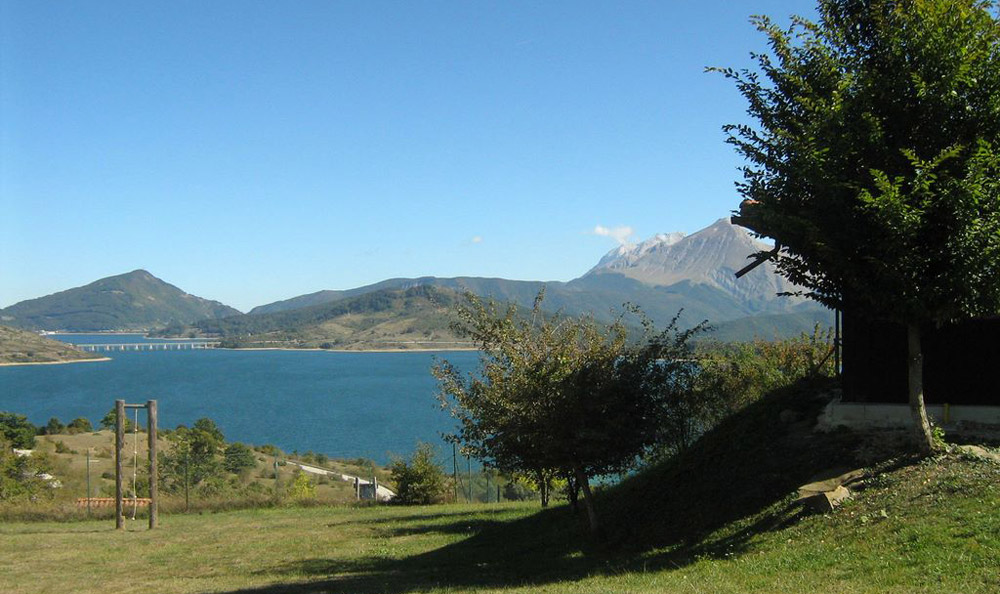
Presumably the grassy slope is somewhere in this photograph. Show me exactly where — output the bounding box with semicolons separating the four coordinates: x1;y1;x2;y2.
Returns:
0;325;103;365
2;382;998;594
170;285;470;349
6;431;395;519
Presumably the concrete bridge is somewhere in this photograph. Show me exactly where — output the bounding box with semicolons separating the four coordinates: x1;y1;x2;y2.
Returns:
76;342;220;352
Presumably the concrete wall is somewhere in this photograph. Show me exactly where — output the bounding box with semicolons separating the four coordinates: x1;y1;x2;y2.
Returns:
818;400;1000;439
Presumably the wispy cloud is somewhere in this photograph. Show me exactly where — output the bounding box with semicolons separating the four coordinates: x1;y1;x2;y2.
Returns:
471;236;483;244
592;225;634;245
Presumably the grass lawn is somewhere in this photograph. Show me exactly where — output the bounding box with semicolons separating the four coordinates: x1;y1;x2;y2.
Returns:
4;380;998;594
2;450;998;594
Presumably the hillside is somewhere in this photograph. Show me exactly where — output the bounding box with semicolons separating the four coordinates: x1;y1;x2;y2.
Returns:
161;285;471;349
0;325;104;365
0;270;242;332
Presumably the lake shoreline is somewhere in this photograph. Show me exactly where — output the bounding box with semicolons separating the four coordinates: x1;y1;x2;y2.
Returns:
223;346;477;353
0;356;112;368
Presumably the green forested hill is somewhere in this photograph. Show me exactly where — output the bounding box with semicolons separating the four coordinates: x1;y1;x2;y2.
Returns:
0;270;242;332
161;285;471;349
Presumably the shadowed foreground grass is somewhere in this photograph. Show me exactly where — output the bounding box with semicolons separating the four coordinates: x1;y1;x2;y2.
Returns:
3;455;998;594
3;380;998;593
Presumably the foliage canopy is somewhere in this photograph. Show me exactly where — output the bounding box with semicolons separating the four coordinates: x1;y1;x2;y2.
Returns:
722;0;1000;450
725;0;1000;325
0;412;37;450
434;292;702;531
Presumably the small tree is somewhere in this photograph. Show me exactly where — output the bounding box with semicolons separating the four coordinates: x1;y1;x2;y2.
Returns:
44;417;65;435
0;436;50;501
0;412;37;450
720;0;1000;452
66;417;93;434
158;419;224;493
434;292;702;534
224;442;257;475
287;470;316;501
389;442;447;505
99;407;133;432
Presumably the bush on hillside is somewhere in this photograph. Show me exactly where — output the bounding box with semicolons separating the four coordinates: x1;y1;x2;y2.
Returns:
43;417;65;435
390;442;447;505
224;442;256;474
66;417;93;434
649;327;836;461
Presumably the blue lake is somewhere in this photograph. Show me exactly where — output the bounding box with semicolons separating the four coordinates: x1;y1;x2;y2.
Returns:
0;337;480;464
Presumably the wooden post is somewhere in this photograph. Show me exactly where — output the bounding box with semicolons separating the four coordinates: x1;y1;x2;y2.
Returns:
115;399;125;530
86;448;92;517
834;308;842;377
147;399;158;529
452;442;458;503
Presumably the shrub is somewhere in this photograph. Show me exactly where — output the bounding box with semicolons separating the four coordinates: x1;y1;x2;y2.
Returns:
223;442;256;474
44;417;65;435
66;417;93;434
287;471;316;501
390;442;447;505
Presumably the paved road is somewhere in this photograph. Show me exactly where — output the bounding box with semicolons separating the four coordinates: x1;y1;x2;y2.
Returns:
288;461;396;501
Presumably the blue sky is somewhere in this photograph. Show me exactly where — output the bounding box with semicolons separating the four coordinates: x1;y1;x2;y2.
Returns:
1;1;816;312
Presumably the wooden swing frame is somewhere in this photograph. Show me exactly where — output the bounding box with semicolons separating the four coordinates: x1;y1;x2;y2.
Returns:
114;399;158;530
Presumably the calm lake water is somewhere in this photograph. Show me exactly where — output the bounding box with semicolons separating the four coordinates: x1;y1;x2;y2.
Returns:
0;335;479;464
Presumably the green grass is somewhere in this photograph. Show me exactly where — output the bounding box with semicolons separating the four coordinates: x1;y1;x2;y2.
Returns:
2;456;997;594
3;380;998;593
0;431;396;523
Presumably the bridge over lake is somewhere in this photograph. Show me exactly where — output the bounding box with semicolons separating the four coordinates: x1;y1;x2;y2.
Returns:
76;342;220;352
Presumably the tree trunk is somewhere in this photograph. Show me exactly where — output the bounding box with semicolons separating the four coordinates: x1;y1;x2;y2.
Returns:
907;323;936;454
573;466;600;536
566;474;580;514
538;472;549;507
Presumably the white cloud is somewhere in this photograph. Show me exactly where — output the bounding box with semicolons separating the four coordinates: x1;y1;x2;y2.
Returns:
593;225;634;245
471;236;483;244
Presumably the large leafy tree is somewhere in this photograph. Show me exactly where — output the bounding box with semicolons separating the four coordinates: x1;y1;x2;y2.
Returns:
722;0;1000;451
434;292;701;534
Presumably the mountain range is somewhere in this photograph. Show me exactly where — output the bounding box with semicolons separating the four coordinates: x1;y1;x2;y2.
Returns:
1;218;832;343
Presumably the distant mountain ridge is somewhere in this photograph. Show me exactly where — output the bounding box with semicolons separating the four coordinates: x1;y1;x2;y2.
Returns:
5;219;832;340
0;270;241;332
245;218;830;340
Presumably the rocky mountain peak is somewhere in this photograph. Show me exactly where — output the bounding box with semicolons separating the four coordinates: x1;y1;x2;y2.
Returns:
585;217;799;308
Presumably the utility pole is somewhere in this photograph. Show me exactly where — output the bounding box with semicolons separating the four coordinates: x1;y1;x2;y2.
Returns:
86;448;92;517
452;442;459;502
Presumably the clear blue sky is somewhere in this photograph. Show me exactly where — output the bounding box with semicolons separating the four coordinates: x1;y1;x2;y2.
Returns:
1;1;816;312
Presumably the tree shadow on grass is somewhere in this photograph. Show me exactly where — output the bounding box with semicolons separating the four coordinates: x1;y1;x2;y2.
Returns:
222;505;601;594
209;379;886;593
